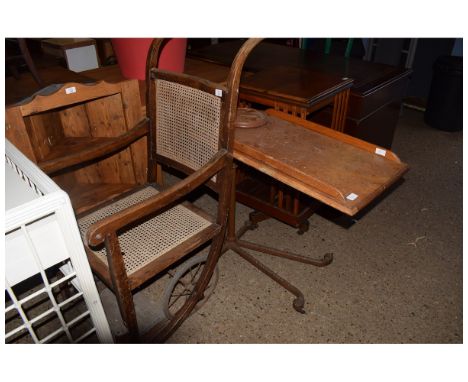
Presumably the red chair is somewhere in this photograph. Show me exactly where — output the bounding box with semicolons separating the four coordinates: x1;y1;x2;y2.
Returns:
111;38;187;80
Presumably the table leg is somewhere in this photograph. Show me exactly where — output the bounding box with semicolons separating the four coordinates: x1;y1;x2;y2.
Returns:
331;88;350;132
225;163;333;314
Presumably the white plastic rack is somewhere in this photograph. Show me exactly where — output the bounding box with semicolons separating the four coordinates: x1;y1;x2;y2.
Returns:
5;140;113;344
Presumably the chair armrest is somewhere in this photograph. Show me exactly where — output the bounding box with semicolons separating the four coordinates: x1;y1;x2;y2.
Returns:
86;149;229;246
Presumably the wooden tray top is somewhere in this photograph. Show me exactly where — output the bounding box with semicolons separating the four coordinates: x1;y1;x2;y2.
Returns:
234;109;408;216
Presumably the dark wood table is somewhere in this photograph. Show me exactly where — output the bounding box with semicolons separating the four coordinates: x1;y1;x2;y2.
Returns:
239;65;353;131
185;56;354;132
189;40;412;149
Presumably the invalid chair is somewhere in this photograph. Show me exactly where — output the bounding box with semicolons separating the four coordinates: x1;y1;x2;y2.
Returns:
79;38;262;342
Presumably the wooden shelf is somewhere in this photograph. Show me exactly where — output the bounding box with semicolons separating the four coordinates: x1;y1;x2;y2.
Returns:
39;137;112;166
37;120;148;175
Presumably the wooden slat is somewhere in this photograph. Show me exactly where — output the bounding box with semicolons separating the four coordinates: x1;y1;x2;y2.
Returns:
85;93;136;184
37;121;148;175
25;111;64;161
18;81;121;116
331;89;350;132
58;104;102;184
293;191;300;215
59;103;91;137
151;69;229;97
40;137;109;162
120;78;147;184
5;107;37;161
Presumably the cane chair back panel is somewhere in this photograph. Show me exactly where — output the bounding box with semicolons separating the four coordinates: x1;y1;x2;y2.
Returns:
155;79;222;174
78;186;212;275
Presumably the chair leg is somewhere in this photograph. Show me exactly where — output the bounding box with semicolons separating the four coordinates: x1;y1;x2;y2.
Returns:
143;164;234;343
17;38;44;87
156;164;165;185
104;233;139;341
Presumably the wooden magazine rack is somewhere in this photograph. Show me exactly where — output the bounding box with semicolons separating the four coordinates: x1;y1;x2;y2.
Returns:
5;80;147;215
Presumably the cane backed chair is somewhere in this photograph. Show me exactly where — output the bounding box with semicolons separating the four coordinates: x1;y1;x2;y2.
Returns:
79;38;262;342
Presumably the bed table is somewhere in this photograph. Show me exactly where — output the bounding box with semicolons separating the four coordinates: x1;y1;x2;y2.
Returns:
184;56;356;234
225;109;408;312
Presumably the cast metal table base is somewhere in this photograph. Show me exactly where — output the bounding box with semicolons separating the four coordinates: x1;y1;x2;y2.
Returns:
224;165;333;314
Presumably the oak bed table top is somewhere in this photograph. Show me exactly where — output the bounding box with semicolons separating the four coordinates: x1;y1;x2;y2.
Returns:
234;109;408;216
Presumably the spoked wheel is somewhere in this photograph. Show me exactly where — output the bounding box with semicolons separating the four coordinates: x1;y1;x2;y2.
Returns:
161;254;219;321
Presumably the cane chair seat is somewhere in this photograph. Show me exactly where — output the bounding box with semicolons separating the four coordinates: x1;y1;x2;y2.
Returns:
78;186;217;285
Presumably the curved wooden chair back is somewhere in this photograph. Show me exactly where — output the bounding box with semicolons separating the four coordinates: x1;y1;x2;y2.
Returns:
145;38;263;187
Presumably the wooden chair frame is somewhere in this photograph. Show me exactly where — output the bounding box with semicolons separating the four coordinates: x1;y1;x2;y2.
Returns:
82;38;263;342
